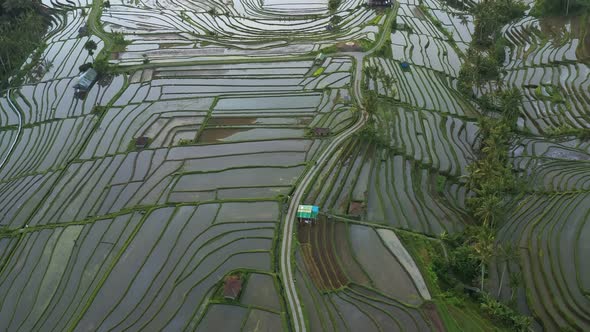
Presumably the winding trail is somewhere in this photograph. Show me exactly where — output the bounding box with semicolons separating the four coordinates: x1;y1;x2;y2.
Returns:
279;8;397;332
0;90;22;171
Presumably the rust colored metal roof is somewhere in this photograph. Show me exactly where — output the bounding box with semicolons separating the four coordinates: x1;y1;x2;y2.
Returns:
223;276;242;299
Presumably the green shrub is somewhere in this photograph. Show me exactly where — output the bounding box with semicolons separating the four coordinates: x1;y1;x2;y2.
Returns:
328;0;341;12
93;57;109;77
79;62;93;73
92;105;108;114
494;37;509;64
178;139;195;146
319;45;338;54
471;0;527;46
0;11;48;88
480;293;532;331
458;51;500;93
436;175;446;193
312;67;325;76
531;0;590;16
330;15;342;25
111;32;131;52
434;241;480;287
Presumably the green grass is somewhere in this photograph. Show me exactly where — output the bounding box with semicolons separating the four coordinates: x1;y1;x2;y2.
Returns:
313;67;325;76
369;14;383;25
436;299;508;332
396;230;510;331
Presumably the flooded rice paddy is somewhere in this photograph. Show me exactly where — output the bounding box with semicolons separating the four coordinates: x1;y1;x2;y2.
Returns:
1;0;589;330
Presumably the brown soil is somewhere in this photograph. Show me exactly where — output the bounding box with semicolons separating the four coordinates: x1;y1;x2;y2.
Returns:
348;201;365;217
207;117;258;126
422;302;446;332
335;42;363;52
297;216;349;291
198;128;247;143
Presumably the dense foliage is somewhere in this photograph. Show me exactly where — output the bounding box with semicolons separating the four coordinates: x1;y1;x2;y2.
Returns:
479;293;532;331
459;1;525;227
458;50;500;94
471;0;526;46
532;0;590;16
442;2;532;330
433;229;532;331
0;0;48;88
328;0;341;12
0;0;35;15
466;115;516;228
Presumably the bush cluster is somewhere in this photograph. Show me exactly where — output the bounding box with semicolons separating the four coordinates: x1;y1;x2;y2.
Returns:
0;0;49;88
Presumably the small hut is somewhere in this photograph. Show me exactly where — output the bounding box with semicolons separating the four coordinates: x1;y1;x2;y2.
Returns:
135;137;150;150
315;53;326;65
297;205;320;224
74;68;98;92
312;127;330;137
223;275;242;300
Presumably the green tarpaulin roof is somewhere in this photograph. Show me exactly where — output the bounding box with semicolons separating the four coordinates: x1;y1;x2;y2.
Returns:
297;205;319;219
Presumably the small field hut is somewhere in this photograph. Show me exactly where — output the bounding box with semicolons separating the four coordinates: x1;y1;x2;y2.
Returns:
297;205;320;224
223;275;242;300
74;68;98;92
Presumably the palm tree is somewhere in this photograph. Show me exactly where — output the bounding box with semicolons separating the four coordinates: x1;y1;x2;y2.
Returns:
473;193;502;228
459;14;469;27
496;243;519;297
472;228;495;291
509;270;521;300
500;88;522;123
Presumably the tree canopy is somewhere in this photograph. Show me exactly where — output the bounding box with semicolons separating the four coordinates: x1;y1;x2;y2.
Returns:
0;0;48;88
0;0;36;18
532;0;590;16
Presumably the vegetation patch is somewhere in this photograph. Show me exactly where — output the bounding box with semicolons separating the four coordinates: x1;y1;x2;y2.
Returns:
531;0;590;16
328;0;342;12
0;1;50;89
312;67;325;76
398;230;528;331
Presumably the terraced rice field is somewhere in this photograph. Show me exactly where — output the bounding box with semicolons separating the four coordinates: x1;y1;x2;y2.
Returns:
308;0;477;237
1;0;589;330
101;0;379;64
501;14;590;134
300;0;590;330
481;10;590;332
491;134;590;330
0;0;373;329
295;220;437;331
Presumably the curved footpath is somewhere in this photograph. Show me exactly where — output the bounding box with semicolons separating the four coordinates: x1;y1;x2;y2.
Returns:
0;90;23;170
280;8;397;332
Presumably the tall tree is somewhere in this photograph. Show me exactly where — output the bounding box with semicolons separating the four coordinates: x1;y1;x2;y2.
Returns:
496;243;519;297
471;228;495;291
